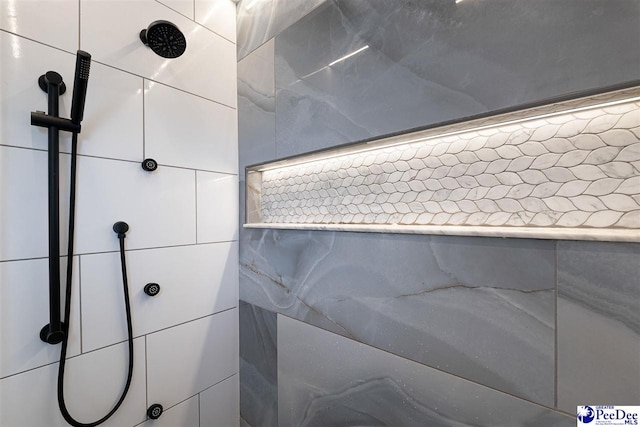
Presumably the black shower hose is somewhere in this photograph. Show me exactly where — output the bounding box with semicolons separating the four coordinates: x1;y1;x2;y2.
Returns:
57;132;135;427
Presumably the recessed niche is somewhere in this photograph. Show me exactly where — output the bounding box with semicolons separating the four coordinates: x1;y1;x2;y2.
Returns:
246;86;640;242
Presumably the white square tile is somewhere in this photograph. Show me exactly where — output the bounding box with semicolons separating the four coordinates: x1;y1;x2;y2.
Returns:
81;242;238;352
81;0;237;107
147;309;239;409
0;0;78;52
157;0;194;19
197;172;239;243
195;0;237;42
138;395;199;427
200;375;239;427
145;81;238;173
74;156;196;254
0;338;146;427
0;257;80;379
0;32;144;161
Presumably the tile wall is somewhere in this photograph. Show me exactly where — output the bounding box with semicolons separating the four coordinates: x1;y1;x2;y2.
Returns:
0;1;239;426
237;0;640;425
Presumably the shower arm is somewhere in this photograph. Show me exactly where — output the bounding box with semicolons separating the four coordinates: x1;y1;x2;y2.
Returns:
31;52;91;345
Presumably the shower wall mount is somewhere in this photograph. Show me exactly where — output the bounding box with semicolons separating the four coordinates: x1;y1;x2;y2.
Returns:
31;51;137;427
31;52;90;344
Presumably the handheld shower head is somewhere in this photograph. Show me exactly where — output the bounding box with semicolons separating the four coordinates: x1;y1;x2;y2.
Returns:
140;20;187;58
70;50;91;125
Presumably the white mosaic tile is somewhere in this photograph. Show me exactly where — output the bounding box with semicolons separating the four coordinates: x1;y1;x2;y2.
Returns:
249;89;640;240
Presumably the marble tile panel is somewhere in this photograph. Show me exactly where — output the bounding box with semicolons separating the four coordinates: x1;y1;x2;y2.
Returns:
557;240;640;411
274;0;640;157
239;301;277;427
238;39;276;173
240;228;556;406
278;315;573;427
236;0;326;60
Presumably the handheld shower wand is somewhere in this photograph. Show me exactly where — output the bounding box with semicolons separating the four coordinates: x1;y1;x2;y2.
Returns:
31;50;92;345
70;50;91;125
31;50;135;427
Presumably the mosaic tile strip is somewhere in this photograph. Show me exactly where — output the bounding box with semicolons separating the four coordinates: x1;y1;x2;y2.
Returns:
248;89;640;241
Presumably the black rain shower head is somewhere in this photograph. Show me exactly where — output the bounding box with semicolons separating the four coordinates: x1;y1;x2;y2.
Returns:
140;20;187;58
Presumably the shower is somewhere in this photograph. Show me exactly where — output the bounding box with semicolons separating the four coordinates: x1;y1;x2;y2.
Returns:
30;51;135;427
140;20;187;58
28;18;188;425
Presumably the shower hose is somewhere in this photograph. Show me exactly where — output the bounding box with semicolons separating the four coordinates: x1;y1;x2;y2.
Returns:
57;132;135;427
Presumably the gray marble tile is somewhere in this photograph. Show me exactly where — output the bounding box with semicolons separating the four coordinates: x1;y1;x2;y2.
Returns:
557;241;640;412
240;228;556;406
238;39;276;173
274;0;640;157
239;301;278;427
279;315;573;427
236;0;326;60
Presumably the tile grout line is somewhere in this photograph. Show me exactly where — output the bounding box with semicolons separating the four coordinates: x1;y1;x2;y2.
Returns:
0;240;239;264
237;0;327;60
142;78;146;159
152;0;236;44
0;29;237;110
77;0;81;51
277;311;575;419
195;170;199;243
73;308;238;357
145;335;149;411
0;143;239;176
0;308;238;381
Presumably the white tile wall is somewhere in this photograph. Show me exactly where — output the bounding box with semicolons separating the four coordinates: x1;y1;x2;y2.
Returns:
145;80;238;173
0;0;78;52
0;31;144;161
137;395;199;427
0;146;70;261
0;257;80;378
147;309;239;409
74;157;196;254
197;171;239;243
200;374;240;427
1;0;238;425
69;63;144;161
0;31;74;151
0;338;146;427
157;0;195;19
81;242;238;352
81;0;237;107
195;0;237;42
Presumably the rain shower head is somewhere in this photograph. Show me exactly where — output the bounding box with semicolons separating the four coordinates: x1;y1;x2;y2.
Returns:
140;20;187;58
